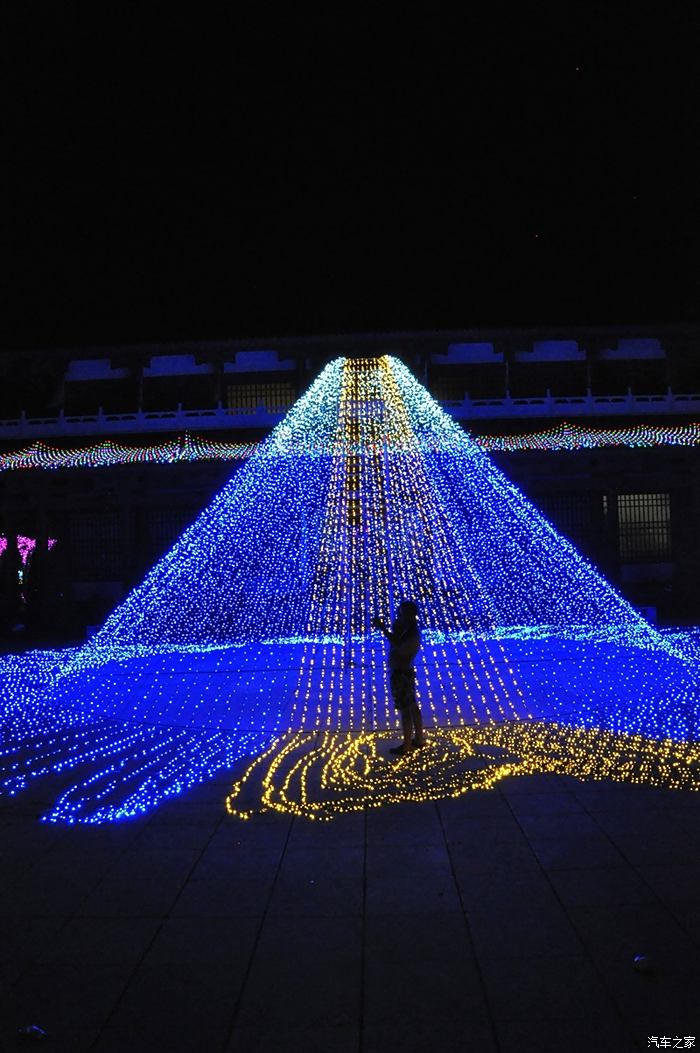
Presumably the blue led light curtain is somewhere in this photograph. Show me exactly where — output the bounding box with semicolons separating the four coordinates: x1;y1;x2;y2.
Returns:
85;356;649;648
1;356;699;824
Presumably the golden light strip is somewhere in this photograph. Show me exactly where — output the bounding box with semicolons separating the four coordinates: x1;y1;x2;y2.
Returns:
226;723;700;821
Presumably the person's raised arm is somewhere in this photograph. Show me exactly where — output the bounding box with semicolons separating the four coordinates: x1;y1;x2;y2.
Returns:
371;616;396;642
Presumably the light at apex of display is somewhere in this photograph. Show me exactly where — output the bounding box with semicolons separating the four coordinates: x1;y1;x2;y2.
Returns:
2;356;700;825
4;420;700;473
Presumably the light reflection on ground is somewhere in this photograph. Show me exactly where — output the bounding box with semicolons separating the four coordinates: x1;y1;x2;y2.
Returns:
2;630;700;823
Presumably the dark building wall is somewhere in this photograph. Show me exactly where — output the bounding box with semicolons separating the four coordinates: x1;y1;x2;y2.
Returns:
1;460;238;641
494;445;698;623
3;445;700;644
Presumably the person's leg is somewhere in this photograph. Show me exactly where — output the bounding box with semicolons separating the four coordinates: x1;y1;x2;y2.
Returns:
403;670;425;747
400;705;413;750
390;671;414;754
411;703;426;746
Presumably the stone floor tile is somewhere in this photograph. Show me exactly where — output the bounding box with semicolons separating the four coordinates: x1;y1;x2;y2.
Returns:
6;860;105;917
528;834;626;869
514;811;603;839
452;858;556;913
591;952;700;1044
494;1014;636;1053
133;818;222;853
78;848;198;917
286;811;365;849
594;809;693;840
567;902;700;962
365;843;460;915
636;862;700;903
10;1024;103;1053
447;834;539;872
37;916;161;967
479;954;614;1021
366;800;444;846
142;915;259;967
665;901;700;944
4;768;700;1053
103;963;235;1048
439;808;526;845
228;1023;360;1053
267;844;364;917
546;865;658;908
605;831;700;866
466;900;582;957
505;792;587;817
497;773;567;794
438;791;515;818
11;961;134;1034
235;916;362;1029
677;810;700;837
93;1029;194;1053
571;784;679;814
144;800;224;827
363;1016;497;1053
0;915;67;985
59;820;148;855
0;816;68;859
365;911;474;968
172;851;281;917
207;813;293;855
178;778;241;805
364;941;487;1025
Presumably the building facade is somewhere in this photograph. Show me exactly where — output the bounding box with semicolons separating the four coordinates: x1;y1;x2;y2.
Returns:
2;324;700;642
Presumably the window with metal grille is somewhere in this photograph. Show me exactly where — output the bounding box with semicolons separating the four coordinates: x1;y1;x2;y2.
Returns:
429;376;467;402
535;493;601;546
617;493;671;561
226;382;295;414
69;512;122;579
146;508;193;555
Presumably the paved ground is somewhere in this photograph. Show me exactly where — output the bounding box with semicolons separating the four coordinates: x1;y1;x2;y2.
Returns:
1;763;700;1052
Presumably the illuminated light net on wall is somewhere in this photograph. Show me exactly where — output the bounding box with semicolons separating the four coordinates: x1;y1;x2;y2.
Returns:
0;434;257;472
2;357;700;824
477;420;700;453
5;420;700;475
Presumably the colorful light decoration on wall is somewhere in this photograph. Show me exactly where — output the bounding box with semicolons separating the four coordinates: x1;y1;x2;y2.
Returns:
4;420;700;474
2;357;700;825
0;434;257;472
478;420;700;452
0;535;58;565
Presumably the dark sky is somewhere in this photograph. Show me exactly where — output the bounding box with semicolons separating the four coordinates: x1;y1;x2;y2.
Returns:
5;6;700;350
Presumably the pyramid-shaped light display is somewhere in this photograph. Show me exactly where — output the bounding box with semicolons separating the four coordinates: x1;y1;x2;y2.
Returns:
89;356;650;647
2;357;700;823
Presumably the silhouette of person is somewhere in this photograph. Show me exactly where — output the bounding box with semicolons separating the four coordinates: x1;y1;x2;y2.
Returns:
372;600;426;756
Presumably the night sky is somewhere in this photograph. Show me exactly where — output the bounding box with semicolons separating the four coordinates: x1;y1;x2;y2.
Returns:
5;6;700;350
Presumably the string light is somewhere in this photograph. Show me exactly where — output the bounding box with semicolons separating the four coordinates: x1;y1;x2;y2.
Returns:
1;357;700;825
479;420;700;453
0;535;57;564
0;435;256;472
4;420;700;475
227;722;700;821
